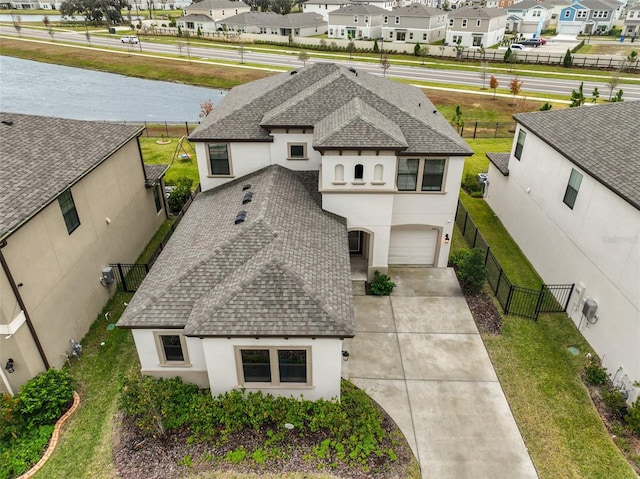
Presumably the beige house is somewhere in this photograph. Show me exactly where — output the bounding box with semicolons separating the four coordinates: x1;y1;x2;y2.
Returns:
382;4;448;44
0;113;168;395
446;6;507;48
177;0;251;33
218;11;328;37
328;4;388;39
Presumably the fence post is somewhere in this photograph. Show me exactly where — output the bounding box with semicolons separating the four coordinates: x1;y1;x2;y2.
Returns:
473;122;478;139
185;121;189;136
563;283;575;312
484;247;490;266
462;211;468;235
495;268;503;295
494;122;498;138
473;227;478;248
144;263;150;274
165;122;169;137
533;284;547;321
505;284;514;315
117;263;127;292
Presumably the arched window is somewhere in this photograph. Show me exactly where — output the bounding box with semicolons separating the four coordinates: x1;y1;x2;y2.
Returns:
334;164;345;182
354;164;364;180
374;164;383;182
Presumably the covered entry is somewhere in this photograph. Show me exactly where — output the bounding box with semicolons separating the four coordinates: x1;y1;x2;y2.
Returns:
388;225;438;266
349;230;371;280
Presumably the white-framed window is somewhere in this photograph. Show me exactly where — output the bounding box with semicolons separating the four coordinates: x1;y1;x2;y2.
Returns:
532;9;541;17
288;143;308;160
577;10;588;18
235;347;311;386
476;19;481;27
473;35;482;46
365;15;369;23
409;32;413;40
462;19;468;27
563;169;583;209
384;15;388;24
207;143;232;175
423;33;427;40
395;16;400;24
564;10;571;18
452;34;461;43
354;164;364;180
354;15;358;22
514;130;526;160
397;158;446;192
449;19;454;27
154;332;190;366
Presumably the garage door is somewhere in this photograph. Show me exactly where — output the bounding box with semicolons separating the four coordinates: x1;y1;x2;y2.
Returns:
388;226;438;266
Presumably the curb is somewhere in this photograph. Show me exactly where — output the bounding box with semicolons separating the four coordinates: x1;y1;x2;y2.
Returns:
17;391;81;479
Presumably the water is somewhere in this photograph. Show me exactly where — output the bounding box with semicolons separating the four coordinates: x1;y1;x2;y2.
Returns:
0;56;227;122
0;14;144;22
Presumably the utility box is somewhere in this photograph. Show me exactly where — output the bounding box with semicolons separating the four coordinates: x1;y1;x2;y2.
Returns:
101;266;115;285
582;298;598;319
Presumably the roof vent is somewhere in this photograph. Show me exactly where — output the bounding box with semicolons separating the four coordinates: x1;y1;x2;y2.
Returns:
242;184;251;190
234;210;247;224
242;192;253;204
1;120;13;126
290;70;298;75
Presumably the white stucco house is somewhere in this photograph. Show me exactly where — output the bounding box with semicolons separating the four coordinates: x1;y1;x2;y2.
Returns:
504;0;552;37
302;0;352;22
446;6;507;47
176;0;251;34
218;11;328;37
485;102;640;403
382;4;448;43
328;4;388;39
117;63;472;400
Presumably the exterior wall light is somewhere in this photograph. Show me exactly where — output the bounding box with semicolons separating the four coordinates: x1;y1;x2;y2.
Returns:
5;358;14;373
444;234;450;244
342;350;350;361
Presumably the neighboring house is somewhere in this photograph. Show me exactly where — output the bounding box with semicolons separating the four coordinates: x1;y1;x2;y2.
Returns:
127;0;191;10
505;0;552;36
118;63;472;399
0;113;168;395
328;4;388;39
218;11;328;36
556;0;618;34
351;0;395;10
382;4;448;43
623;5;640;37
302;0;353;22
446;6;507;47
177;0;251;33
540;0;572;28
485;102;640;404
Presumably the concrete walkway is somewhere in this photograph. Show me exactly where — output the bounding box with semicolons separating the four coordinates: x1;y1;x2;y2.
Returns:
342;268;538;479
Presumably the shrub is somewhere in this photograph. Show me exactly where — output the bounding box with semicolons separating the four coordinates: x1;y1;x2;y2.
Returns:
462;174;482;194
584;361;608;385
17;368;74;429
625;398;640;435
449;248;469;268
601;387;628;420
369;270;395;296
167;176;193;214
457;248;486;293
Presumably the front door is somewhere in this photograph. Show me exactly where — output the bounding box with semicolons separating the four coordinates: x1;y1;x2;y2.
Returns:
396;31;406;42
348;231;363;256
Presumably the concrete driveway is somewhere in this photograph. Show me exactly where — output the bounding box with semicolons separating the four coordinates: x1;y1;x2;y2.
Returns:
342;268;538;479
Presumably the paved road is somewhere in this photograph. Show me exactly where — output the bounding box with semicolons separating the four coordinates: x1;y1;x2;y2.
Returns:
2;26;640;100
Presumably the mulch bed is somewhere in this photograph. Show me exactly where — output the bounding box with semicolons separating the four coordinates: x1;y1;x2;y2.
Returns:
112;408;415;479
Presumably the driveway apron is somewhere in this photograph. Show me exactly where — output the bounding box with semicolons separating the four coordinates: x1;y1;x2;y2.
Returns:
342;267;538;479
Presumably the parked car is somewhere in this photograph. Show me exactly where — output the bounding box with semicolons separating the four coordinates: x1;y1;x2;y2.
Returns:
509;44;529;51
121;36;139;44
519;38;544;47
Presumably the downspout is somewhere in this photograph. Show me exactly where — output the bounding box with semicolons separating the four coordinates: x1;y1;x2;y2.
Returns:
0;240;50;370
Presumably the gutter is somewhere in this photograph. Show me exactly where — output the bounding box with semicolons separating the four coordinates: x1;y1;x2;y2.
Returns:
0;240;50;370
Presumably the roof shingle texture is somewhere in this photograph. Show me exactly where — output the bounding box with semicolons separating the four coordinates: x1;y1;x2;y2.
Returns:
514;101;640;210
0;113;142;240
486;152;510;176
221;11;325;27
190;63;472;156
448;6;508;18
117;165;355;337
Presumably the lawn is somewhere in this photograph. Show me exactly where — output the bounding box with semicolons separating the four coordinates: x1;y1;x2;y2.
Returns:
139;137;200;187
452;190;636;478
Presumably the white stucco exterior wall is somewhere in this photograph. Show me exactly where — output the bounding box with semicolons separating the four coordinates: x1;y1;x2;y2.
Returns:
201;337;344;400
485;129;640;402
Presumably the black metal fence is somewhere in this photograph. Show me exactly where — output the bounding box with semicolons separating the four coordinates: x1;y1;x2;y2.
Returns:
457;122;517;139
455;200;574;320
111;186;200;292
462;50;639;71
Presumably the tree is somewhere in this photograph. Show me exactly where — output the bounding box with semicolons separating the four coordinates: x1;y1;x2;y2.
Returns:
380;53;391;77
167;177;194;214
625;50;638;71
569;81;585;107
458;248;486;293
271;0;293;14
298;50;309;66
509;76;523;102
419;45;430;65
539;102;552;111
606;69;622;100
611;89;624;102
346;40;356;59
563;49;573;67
479;62;488;90
503;46;512;63
199;100;214;118
414;41;421;57
452;105;464;132
43;15;55;41
373;39;379;54
454;37;465;60
238;42;246;64
319;38;327;50
591;87;599;104
60;0;129;24
489;75;499;99
11;14;22;37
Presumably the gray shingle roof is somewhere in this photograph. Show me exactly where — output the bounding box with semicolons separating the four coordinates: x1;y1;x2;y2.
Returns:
330;4;390;14
448;6;508;19
0;113;143;240
178;14;215;22
220;11;325;27
144;164;170;187
506;0;550;10
190;63;472;156
513;101;640;211
486;152;510;176
117;165;355;338
392;4;443;17
188;0;249;9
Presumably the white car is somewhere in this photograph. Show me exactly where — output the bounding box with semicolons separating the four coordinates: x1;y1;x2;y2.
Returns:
509;44;529;51
121;36;139;44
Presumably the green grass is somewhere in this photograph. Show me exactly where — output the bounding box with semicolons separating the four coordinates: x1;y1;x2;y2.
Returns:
452;187;636;478
139;137;200;186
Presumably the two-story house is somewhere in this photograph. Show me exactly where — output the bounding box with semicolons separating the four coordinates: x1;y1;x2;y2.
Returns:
624;5;640;37
302;0;352;22
0;114;168;395
446;6;507;47
176;0;251;34
382;4;448;43
218;12;327;37
504;0;552;37
328;3;388;39
485;102;640;404
557;0;618;35
117;63;472;400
